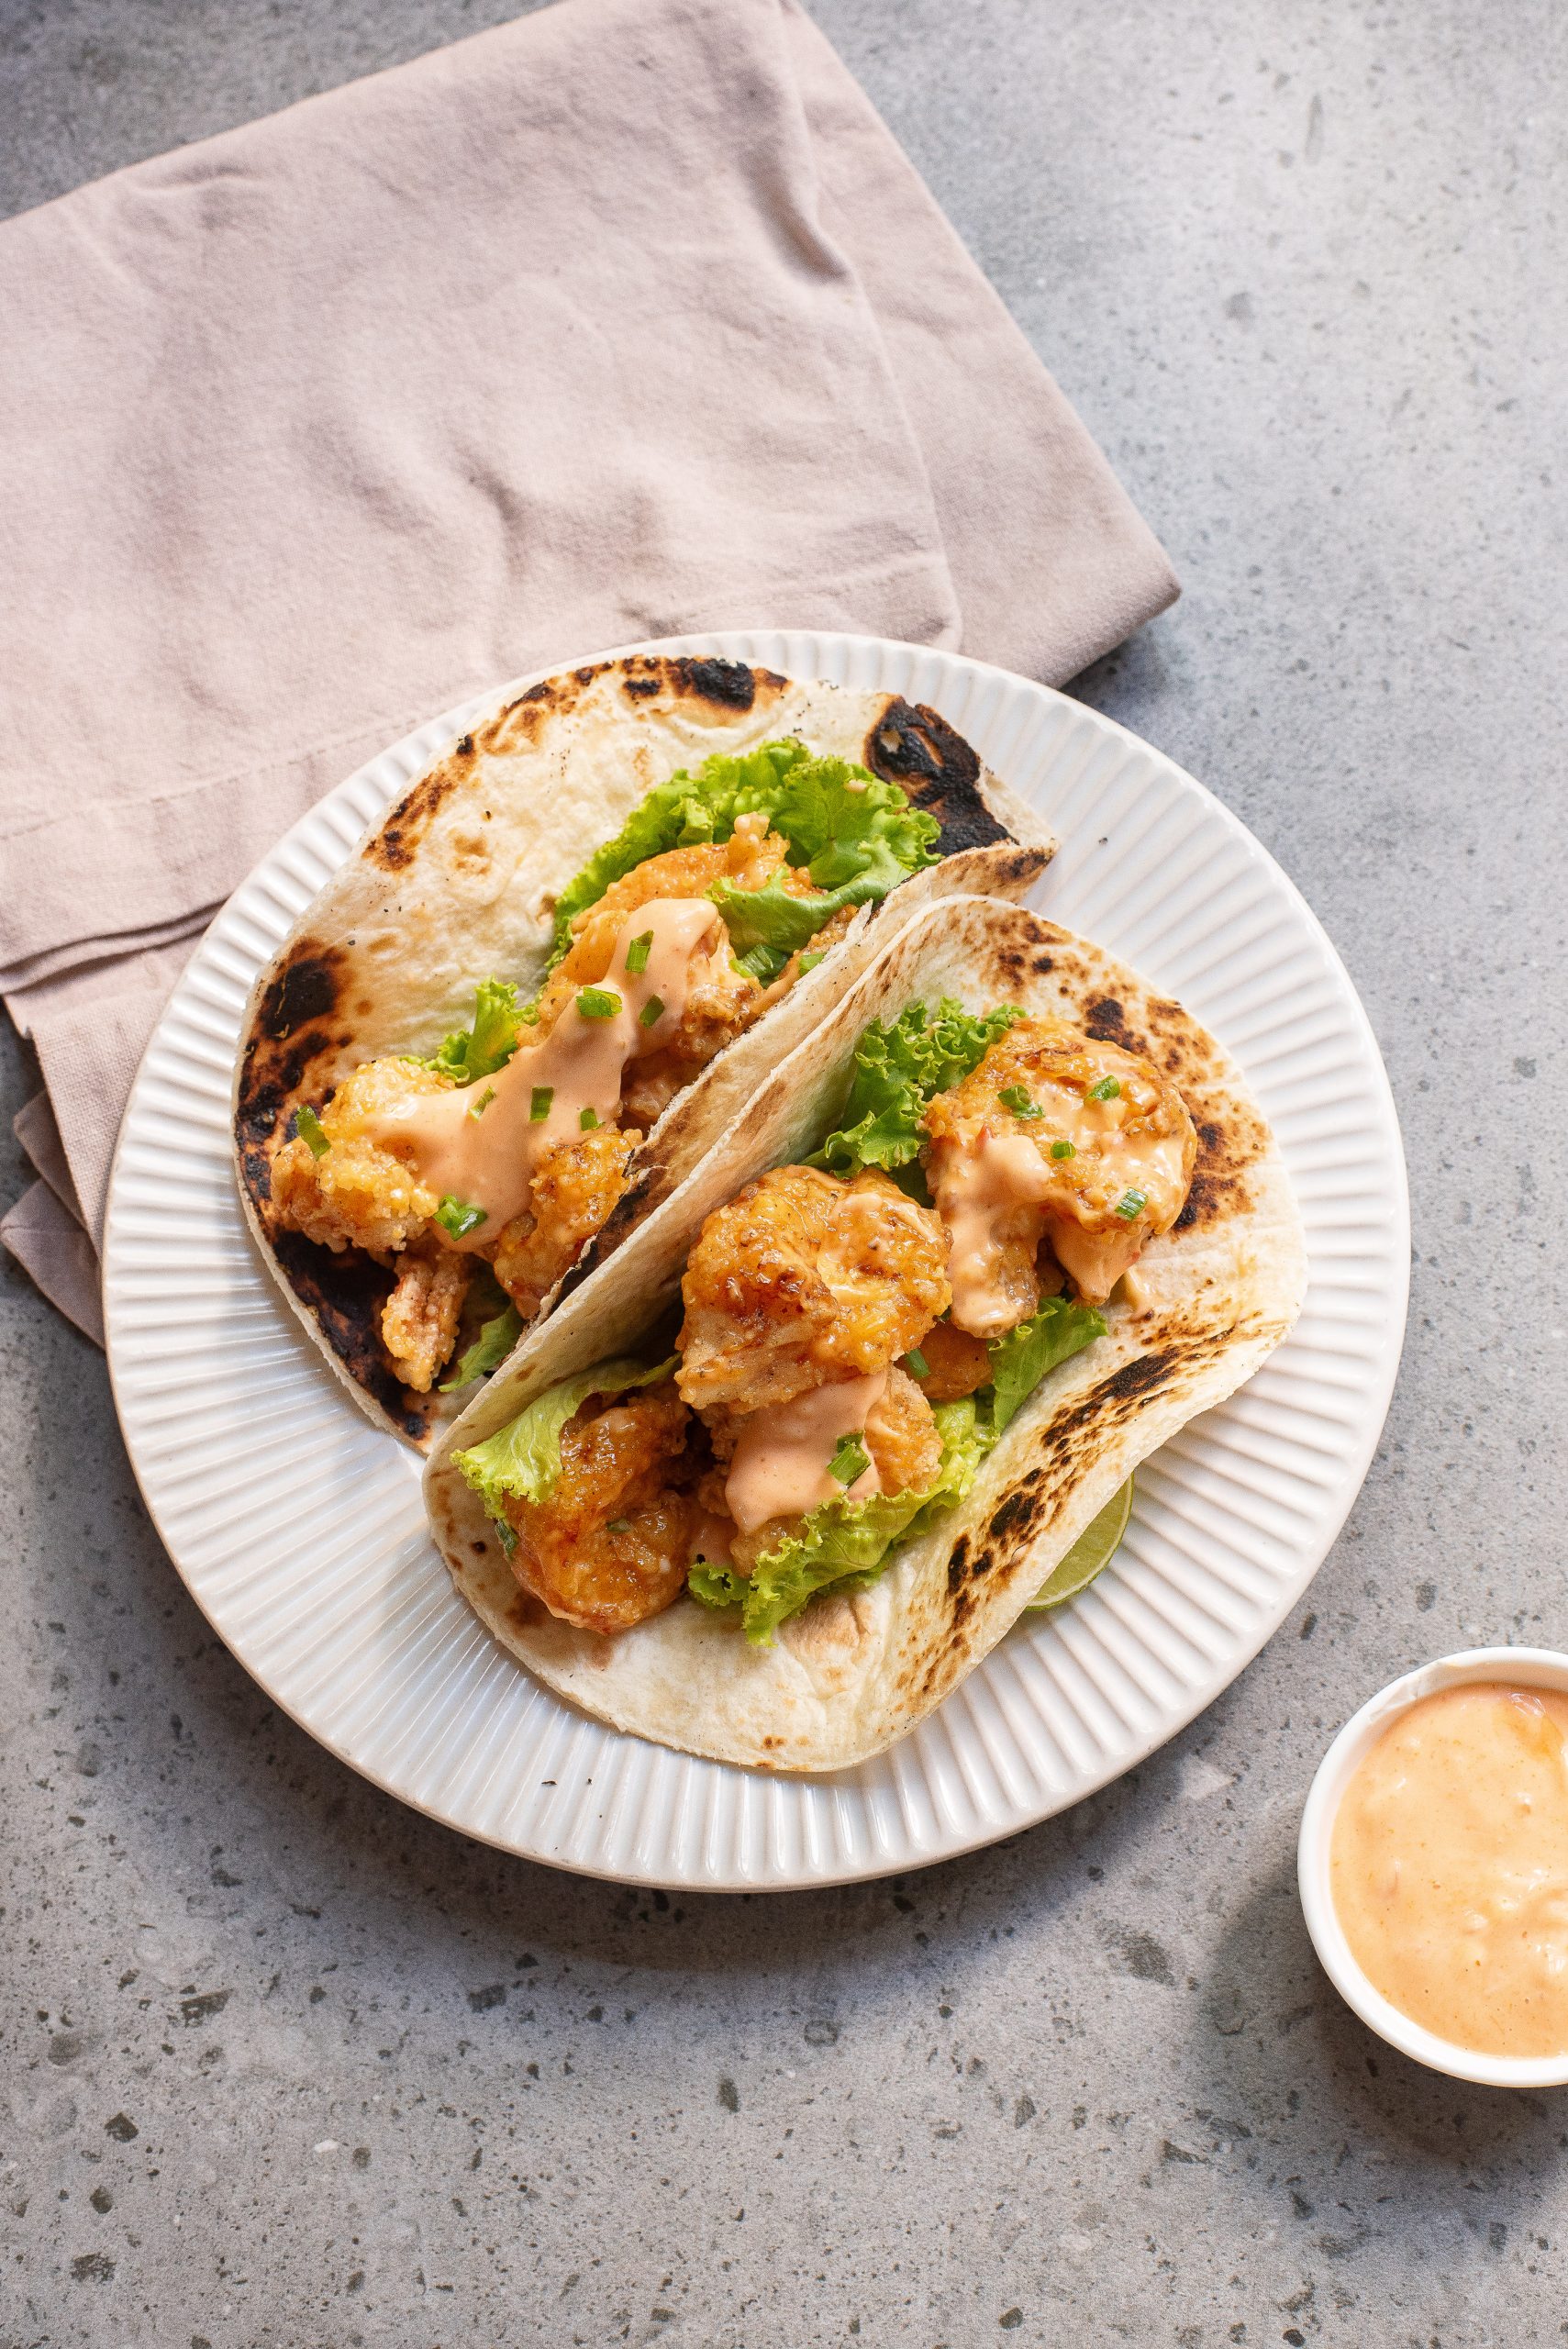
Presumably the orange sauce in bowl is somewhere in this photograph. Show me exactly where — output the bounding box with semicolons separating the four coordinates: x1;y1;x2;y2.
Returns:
1330;1682;1568;2058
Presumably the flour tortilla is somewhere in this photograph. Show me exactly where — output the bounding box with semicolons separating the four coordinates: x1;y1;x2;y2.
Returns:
425;896;1307;1774
233;655;1050;1445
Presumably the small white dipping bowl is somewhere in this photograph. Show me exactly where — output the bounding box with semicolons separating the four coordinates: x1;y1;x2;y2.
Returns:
1298;1646;1568;2088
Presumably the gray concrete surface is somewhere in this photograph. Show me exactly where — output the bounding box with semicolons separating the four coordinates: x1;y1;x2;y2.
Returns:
4;1;1567;2342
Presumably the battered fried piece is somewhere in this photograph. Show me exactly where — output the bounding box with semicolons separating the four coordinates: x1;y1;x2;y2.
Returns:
677;1164;951;1415
491;1125;639;1315
864;1364;943;1495
271;1057;450;1255
381;1244;471;1393
504;1384;695;1634
902;1319;994;1403
923;1016;1196;1313
722;1365;942;1574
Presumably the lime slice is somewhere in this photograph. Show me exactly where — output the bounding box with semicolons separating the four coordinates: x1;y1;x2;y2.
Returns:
1026;1476;1133;1610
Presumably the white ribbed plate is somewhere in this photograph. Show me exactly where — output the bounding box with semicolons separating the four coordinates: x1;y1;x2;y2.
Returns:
102;630;1407;1888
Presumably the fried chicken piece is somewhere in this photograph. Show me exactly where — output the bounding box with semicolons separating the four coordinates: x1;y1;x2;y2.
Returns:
270;1056;450;1255
490;1125;639;1316
923;1016;1196;1314
903;1319;994;1403
504;1384;695;1633
677;1164;950;1416
380;1243;471;1393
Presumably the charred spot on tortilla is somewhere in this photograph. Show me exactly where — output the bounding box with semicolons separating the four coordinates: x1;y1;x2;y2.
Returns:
268;1230;434;1440
622;674;662;698
946;1532;973;1595
1083;994;1151;1059
257;947;343;1041
668;655;766;709
864;698;1011;853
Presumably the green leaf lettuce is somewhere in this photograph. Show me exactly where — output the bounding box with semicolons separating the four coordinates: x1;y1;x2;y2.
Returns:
813;997;1022;1178
422;979;524;1086
454;1356;677;1520
546;740;940;967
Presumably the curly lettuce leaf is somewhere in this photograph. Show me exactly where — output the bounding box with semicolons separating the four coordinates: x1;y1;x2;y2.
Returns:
708;863;891;957
760;751;940;885
546;740;940;965
986;1295;1107;1434
453;1355;677;1520
422;979;524;1086
814;997;1023;1177
691;1397;993;1646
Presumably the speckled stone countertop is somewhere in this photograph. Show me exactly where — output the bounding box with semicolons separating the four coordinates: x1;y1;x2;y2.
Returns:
4;3;1566;2342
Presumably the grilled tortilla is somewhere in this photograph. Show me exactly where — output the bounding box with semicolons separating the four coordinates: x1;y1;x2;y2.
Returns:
424;896;1307;1774
233;656;1049;1445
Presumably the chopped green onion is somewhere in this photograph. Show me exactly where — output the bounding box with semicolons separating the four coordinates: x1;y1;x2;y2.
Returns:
529;1085;553;1123
905;1347;930;1381
607;1518;631;1534
796;949;828;975
639;996;665;1029
579;1106;600;1130
1051;1139;1076;1161
997;1085;1042;1119
737;941;789;985
295;1106;330;1160
435;1195;488;1239
576;986;620;1020
468;1085;496;1120
625;930;654;976
828;1432;872;1486
1114;1186;1149;1221
1086;1075;1121;1102
495;1518;517;1557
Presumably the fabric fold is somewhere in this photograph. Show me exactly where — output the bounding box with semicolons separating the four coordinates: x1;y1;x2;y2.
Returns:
0;0;1177;1341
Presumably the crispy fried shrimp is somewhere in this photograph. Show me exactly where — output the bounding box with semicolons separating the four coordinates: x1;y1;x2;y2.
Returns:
532;827;801;1033
677;1164;950;1416
863;1364;943;1495
491;1125;639;1316
271;1057;450;1255
923;1016;1196;1313
902;1319;994;1403
722;1364;941;1574
380;1244;471;1393
504;1384;695;1633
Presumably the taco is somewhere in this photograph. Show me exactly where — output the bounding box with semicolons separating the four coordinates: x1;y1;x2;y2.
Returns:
233;655;1050;1444
425;896;1307;1773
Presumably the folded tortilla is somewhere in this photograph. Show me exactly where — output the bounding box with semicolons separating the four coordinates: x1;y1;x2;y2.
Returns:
232;655;1049;1444
424;896;1307;1773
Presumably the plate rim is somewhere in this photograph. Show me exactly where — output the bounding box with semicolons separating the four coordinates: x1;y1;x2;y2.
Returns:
101;627;1410;1889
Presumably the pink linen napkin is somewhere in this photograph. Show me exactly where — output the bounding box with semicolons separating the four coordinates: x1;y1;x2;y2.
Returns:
0;0;1177;1341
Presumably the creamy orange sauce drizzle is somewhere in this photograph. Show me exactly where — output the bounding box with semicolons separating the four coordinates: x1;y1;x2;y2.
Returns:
724;1372;886;1534
362;897;720;1235
931;1133;1056;1337
1330;1682;1568;2059
932;1089;1192;1327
